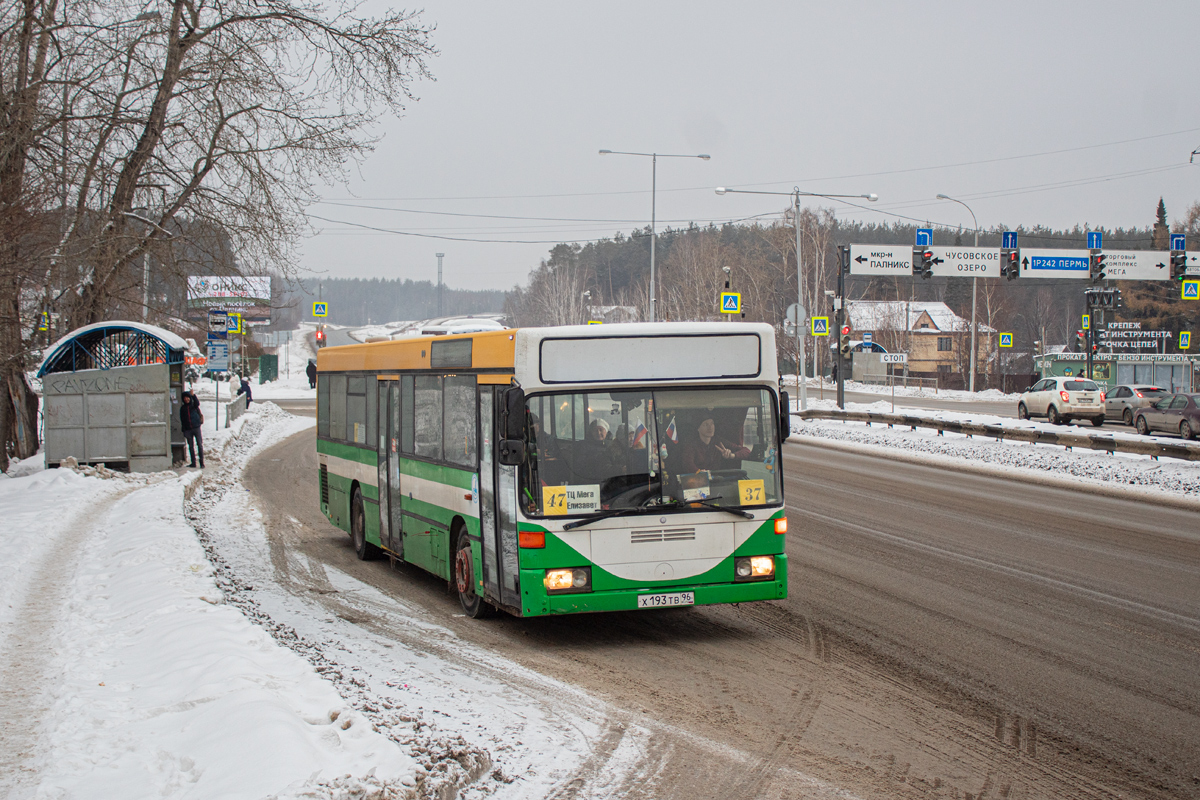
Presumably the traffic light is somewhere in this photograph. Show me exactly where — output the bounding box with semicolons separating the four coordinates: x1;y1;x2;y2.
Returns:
1171;250;1187;281
1074;330;1086;352
839;325;851;356
912;247;934;279
315;327;326;347
1000;248;1020;280
1089;252;1107;282
1086;288;1121;310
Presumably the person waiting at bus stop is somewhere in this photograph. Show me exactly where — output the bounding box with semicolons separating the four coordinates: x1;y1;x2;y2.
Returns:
180;391;205;468
306;359;317;389
678;416;749;473
236;375;252;409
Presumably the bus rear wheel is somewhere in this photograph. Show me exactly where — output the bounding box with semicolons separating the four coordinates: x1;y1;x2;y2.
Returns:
454;528;493;619
351;488;379;561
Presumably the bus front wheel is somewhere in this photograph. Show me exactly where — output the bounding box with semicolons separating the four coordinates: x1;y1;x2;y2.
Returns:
351;488;378;561
455;528;493;619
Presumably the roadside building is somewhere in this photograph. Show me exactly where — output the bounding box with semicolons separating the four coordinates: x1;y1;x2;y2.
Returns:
846;301;995;389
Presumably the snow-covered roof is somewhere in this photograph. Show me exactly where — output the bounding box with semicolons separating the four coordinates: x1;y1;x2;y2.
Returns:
38;320;189;376
847;301;996;334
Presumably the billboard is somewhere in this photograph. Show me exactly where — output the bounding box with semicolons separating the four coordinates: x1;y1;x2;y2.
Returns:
187;275;271;324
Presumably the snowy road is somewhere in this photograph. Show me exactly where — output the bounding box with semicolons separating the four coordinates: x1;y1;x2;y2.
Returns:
243;416;1200;799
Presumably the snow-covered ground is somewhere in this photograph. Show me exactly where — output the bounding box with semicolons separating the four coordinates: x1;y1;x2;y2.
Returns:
0;412;414;799
192;323;319;408
781;374;1021;402
1;403;724;799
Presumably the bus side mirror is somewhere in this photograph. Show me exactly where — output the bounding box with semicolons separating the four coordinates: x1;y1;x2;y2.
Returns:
498;439;525;466
504;386;525;439
779;390;791;441
498;385;526;465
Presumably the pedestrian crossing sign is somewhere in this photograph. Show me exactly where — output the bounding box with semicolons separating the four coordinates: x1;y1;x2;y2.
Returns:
1081;314;1089;331
313;301;329;317
1183;280;1200;300
37;311;50;331
1182;331;1192;349
811;317;829;336
999;332;1013;347
720;292;741;314
227;312;242;333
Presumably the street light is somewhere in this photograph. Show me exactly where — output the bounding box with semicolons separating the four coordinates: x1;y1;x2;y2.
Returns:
599;149;710;322
716;186;877;410
935;193;980;392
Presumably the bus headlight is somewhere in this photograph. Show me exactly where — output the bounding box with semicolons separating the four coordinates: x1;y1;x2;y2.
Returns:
545;567;592;593
735;556;775;581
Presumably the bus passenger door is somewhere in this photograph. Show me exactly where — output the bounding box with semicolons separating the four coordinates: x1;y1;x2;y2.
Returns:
388;381;404;556
377;380;392;550
478;387;500;600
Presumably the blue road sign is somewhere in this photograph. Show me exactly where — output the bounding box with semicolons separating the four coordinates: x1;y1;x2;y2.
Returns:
916;228;933;247
1087;231;1103;250
1002;231;1018;249
811;317;829;336
862;332;873;344
1082;314;1090;331
1172;234;1187;252
720;292;741;313
1023;250;1090;273
207;340;230;372
207;310;228;340
1181;331;1192;349
1183;280;1200;300
313;301;328;317
999;333;1013;348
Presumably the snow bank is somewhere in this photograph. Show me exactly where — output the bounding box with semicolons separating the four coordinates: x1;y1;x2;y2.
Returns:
0;422;415;799
792;414;1200;503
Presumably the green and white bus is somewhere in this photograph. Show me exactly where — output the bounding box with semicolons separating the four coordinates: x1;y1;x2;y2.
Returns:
316;322;790;618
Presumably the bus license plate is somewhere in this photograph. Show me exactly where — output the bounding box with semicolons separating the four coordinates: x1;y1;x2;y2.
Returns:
637;591;694;609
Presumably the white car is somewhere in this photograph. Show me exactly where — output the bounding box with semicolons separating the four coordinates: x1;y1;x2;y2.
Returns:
1017;376;1106;426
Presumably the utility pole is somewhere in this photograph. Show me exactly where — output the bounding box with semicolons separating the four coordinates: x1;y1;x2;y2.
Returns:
436;252;445;317
836;246;849;409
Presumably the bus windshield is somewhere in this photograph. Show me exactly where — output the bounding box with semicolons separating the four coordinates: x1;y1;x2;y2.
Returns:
521;387;782;518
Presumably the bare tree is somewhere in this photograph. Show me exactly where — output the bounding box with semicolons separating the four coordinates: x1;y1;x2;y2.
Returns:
0;0;435;470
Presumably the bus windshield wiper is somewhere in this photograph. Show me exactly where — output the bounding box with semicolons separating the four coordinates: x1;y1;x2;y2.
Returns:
563;507;654;531
681;496;754;519
562;495;752;530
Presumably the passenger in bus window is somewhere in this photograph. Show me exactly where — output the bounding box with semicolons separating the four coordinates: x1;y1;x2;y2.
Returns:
678;417;750;473
577;418;621;478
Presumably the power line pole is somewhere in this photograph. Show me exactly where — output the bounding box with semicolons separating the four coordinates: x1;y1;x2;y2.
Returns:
436;252;445;317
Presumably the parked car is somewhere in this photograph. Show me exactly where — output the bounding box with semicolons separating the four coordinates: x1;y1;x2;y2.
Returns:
1103;384;1169;425
1017;376;1106;426
1133;393;1200;439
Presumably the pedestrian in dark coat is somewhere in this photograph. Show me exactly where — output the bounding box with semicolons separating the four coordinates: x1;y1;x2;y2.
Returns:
237;376;252;409
180;391;205;468
306;359;317;389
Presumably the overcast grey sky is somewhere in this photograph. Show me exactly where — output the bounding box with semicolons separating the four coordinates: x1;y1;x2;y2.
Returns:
299;1;1200;292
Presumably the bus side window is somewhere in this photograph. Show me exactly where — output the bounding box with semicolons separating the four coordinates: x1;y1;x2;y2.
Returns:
317;375;330;437
401;375;414;454
443;375;477;467
347;376;367;444
414;375;442;460
328;374;347;441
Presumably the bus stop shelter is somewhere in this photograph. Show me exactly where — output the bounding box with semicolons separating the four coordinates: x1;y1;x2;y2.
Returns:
38;321;187;471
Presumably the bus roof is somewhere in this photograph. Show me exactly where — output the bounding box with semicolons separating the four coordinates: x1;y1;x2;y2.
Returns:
318;322;779;390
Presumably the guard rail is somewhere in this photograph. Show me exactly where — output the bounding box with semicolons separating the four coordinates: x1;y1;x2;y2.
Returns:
794;408;1200;463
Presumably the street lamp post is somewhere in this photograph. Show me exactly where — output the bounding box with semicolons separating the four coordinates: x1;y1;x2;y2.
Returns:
599;150;710;322
716;187;877;411
936;194;980;392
